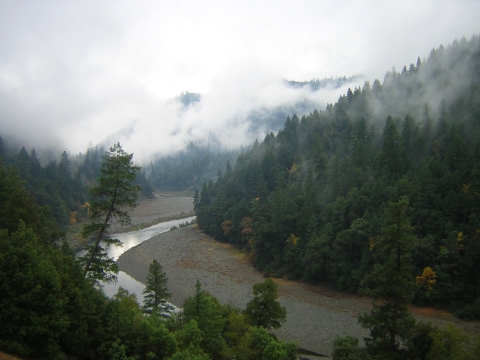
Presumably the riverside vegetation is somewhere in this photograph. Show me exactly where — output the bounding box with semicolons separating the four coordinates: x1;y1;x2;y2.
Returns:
2;36;480;359
195;37;480;358
0;144;295;359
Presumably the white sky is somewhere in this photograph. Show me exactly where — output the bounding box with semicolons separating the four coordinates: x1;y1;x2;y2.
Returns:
1;0;479;162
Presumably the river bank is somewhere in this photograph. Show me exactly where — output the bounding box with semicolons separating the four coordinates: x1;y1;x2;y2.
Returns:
118;225;363;356
117;223;480;357
108;193;480;356
66;192;195;249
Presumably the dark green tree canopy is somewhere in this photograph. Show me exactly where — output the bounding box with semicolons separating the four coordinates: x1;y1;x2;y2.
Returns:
358;196;417;358
0;160;61;244
244;278;287;330
0;223;68;359
194;36;480;320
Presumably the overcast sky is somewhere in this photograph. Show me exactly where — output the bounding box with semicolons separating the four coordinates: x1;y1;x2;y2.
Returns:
1;0;479;163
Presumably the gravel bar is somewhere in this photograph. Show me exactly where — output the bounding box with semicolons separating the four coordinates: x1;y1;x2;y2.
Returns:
117;225;368;356
117;194;480;357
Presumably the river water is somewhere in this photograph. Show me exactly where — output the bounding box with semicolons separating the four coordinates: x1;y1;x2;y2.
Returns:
84;216;196;302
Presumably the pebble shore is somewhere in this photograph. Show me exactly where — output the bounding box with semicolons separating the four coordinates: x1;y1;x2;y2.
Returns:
117;193;480;357
117;225;368;356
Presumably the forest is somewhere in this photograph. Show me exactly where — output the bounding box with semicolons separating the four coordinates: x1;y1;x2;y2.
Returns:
2;36;480;359
0;141;154;229
0;143;297;359
195;36;480;321
146;142;241;192
193;36;480;358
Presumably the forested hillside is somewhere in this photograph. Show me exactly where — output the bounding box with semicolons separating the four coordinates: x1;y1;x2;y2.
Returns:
0;141;90;227
146;142;242;191
196;36;480;319
145;75;362;192
0;142;153;228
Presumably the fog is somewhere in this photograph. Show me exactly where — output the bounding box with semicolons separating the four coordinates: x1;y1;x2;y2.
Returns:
1;0;479;163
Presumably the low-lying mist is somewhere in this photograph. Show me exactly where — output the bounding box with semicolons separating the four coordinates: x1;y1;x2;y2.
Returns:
97;75;363;164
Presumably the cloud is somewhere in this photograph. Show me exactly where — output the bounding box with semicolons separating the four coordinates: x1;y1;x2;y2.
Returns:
0;0;479;163
103;58;360;163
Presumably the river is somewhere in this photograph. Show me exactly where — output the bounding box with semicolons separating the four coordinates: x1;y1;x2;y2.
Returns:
81;216;196;302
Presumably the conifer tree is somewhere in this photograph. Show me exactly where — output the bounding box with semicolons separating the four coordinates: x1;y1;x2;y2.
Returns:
0;223;67;358
244;278;287;330
378;116;403;177
80;143;141;284
143;259;174;316
193;189;200;212
358;196;417;359
0;136;5;158
183;280;227;358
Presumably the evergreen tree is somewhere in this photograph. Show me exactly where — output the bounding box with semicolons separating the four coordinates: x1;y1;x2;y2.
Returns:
134;314;177;359
183;280;227;359
332;335;371;360
0;160;61;244
193;189;200;212
0;223;68;359
358;196;417;359
401;114;415;160
378;116;403;178
0;136;5;158
80;143;141;284
422;102;433;145
312;138;328;181
142;259;174;316
244;278;287;330
426;324;480;360
172;319;209;359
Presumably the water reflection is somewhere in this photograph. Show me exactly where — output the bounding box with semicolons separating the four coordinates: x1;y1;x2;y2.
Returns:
103;270;146;303
79;216;195;302
108;216;196;260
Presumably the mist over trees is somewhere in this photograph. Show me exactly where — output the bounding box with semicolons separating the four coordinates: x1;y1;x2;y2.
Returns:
146;75;363;192
3;34;480;359
146;142;242;191
284;76;360;91
195;36;480;320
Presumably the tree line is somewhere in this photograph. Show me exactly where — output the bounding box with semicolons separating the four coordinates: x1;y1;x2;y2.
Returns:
146;142;241;192
195;36;480;320
0;140;154;229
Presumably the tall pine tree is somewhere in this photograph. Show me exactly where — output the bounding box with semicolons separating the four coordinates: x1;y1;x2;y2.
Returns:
80;143;141;284
142;259;174;316
358;196;417;359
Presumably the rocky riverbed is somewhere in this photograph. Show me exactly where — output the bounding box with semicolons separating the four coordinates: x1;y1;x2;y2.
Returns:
116;194;480;357
119;192;195;230
117;225;369;356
